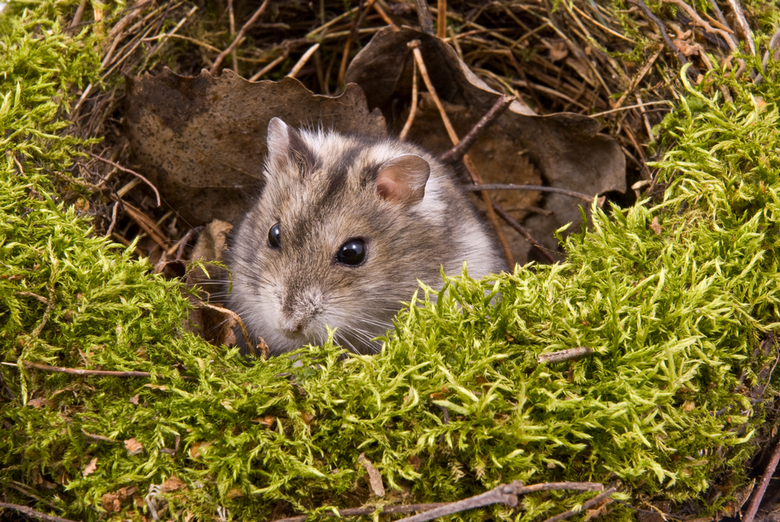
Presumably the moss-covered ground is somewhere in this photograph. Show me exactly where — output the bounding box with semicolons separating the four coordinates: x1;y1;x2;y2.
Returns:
2;1;780;521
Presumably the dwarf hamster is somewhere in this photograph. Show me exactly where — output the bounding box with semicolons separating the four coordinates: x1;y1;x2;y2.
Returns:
227;118;506;355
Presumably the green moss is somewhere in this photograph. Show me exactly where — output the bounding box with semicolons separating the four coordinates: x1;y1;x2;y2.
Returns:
2;2;780;522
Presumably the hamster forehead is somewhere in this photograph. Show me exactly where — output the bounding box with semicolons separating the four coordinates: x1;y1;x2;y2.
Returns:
259;132;402;254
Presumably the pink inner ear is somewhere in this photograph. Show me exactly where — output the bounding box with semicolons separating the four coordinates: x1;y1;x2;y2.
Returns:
376;178;398;200
375;154;430;205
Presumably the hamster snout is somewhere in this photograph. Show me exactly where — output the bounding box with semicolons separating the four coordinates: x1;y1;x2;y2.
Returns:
277;289;323;337
227;117;506;356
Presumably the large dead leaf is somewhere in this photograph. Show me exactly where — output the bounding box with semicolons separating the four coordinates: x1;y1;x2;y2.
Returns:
346;28;626;261
124;68;387;226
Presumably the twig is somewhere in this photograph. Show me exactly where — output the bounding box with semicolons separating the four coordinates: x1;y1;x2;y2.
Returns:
660;0;736;52
399;58;419;141
611;46;665;110
3;361;154;379
407;40;514;267
726;0;755;55
15;292;49;305
87;152;160;207
272;503;448;522
397;481;605;522
627;0;697;80
287;43;320;79
30;288;55;338
372;0;398;30
337;0;377;87
414;0;434;34
538;347;593;364
209;0;270;74
466;184;593;202
492;203;558;264
121;201;169;251
105;201;120;237
542;487;617;522
82;428;120;443
68;0;88;30
0;502;77;522
228;0;238;73
249;52;289;82
743;437;780;522
436;0;447;38
440;95;515;163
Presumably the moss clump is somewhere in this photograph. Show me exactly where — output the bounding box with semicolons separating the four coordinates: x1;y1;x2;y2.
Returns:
3;2;780;522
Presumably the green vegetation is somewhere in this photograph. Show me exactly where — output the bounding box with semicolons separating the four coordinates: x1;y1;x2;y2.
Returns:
2;2;780;521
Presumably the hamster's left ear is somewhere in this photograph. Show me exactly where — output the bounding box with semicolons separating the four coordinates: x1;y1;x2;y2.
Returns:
375;154;430;206
266;117;290;169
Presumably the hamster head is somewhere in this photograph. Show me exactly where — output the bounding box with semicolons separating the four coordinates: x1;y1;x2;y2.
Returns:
228;118;504;355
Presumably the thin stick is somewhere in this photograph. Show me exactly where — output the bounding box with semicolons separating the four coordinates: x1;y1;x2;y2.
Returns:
660;0;736;52
3;361;154;379
398;481;605;522
408;40;514;267
228;0;238;73
337;0;377;87
287;43;320;79
542;487;617;522
597;100;671;118
87;152;160;207
436;0;447;38
492;203;557;264
628;0;696;79
29;287;55;338
414;0;434;34
209;0;270;74
372;1;398;30
726;0;755;55
105;201;120;237
399;58;419;141
743;438;780;522
466;184;593;202
272;503;449;522
0;502;77;522
439;94;515;163
69;0;89;30
249;52;288;82
121;202;169;251
538;347;593;364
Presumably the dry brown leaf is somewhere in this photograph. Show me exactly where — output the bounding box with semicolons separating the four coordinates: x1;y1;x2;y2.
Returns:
124;437;143;456
161;475;187;492
650;216;662;235
226;488;244;499
129;394;140;405
358;452;385;498
548;40;569;61
101;492;121;512
82;457;98;477
190;441;210;458
28;397;51;408
125;69;386;227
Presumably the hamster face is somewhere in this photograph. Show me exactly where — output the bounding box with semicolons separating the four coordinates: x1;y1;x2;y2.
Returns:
228;118;505;355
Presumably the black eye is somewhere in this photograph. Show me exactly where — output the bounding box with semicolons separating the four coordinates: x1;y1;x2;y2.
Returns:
268;222;281;248
336;238;366;266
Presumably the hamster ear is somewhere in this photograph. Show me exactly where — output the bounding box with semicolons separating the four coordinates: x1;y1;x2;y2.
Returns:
375;154;430;206
266;117;290;167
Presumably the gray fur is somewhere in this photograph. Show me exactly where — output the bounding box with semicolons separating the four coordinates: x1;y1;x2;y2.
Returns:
228;118;507;355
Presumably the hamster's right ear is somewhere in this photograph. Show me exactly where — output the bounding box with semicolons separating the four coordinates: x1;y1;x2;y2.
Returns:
375;154;430;206
266;117;290;168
